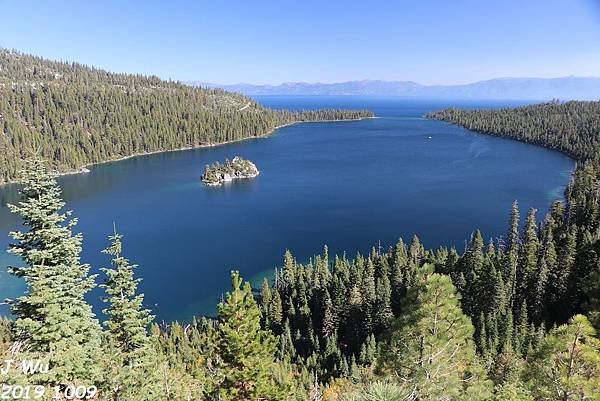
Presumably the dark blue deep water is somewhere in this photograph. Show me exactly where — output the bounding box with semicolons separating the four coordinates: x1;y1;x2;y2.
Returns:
0;97;574;321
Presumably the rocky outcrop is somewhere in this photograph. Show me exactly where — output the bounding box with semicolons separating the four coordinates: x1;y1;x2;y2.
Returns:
201;156;259;186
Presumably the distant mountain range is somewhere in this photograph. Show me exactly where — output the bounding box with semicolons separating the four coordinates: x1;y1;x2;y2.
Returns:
190;77;600;100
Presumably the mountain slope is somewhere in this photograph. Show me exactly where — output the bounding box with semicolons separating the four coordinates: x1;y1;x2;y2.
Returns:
0;50;372;183
196;77;600;100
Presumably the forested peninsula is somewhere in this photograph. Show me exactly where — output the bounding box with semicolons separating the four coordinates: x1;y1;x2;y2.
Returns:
0;49;373;184
427;101;600;162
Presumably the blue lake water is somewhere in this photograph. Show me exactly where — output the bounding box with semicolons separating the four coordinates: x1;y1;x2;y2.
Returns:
0;97;574;321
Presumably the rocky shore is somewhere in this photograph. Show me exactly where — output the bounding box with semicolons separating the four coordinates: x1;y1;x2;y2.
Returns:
201;156;260;186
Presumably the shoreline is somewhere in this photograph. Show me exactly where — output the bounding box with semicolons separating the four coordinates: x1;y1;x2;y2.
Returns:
0;116;374;187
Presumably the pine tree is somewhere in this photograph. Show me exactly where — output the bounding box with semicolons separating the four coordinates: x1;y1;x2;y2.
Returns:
525;314;600;401
269;290;284;334
101;231;153;363
531;256;548;324
99;231;160;400
520;208;540;278
462;230;485;316
339;381;413;401
479;253;503;315
390;239;408;316
260;278;272;327
492;269;508;316
358;334;376;365
552;227;577;322
344;285;365;356
322;291;336;338
374;274;393;332
216;271;295;401
515;302;530;356
6;158;101;384
533;220;557;322
360;258;377;334
504;201;520;302
490;344;525;386
278;319;296;361
323;332;342;379
487;311;500;356
378;267;492;401
518;208;540;309
500;308;514;352
408;235;424;261
282;250;296;289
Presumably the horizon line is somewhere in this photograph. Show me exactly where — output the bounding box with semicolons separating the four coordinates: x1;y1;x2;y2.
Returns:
196;75;600;87
3;47;599;88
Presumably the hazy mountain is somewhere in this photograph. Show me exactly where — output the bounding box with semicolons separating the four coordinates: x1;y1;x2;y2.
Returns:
190;77;600;100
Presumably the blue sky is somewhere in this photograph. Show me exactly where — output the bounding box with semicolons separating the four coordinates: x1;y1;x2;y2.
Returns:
1;0;599;84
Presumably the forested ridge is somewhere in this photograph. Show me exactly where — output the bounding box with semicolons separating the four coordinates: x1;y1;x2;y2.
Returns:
0;49;372;184
1;97;599;399
427;101;600;162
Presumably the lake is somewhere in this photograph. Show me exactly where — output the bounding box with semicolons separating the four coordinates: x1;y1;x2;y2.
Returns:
0;97;575;321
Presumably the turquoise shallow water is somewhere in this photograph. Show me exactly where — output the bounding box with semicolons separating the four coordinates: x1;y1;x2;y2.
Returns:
0;97;575;321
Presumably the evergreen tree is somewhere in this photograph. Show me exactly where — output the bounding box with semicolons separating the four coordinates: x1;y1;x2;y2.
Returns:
390;239;408;315
6;158;102;384
492;382;533;401
519;208;540;279
378;267;492;401
101;230;153;363
260;278;272;327
504;201;520;300
462;230;485;316
99;230;157;400
374;274;393;332
216;271;296;401
525;315;600;401
490;344;525;386
269;290;284;334
515;302;530;356
518;208;540;310
531;256;548;323
340;381;412;401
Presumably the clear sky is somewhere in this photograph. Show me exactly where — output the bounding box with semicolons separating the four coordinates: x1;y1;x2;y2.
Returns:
1;0;600;84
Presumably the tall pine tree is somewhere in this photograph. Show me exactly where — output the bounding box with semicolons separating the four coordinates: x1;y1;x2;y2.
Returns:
101;230;153;363
217;271;297;401
98;230;161;400
378;266;491;401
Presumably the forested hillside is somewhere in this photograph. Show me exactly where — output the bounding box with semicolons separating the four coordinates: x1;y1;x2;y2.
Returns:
0;49;372;184
1;98;599;399
427;101;600;162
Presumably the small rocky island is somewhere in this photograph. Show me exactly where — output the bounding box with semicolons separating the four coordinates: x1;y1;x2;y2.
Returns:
201;156;260;186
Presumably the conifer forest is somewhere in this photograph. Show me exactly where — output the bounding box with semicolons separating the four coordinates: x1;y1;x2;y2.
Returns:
0;49;372;184
0;51;599;400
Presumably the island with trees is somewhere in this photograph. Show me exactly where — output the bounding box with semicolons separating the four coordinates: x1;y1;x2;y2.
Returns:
201;156;260;186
